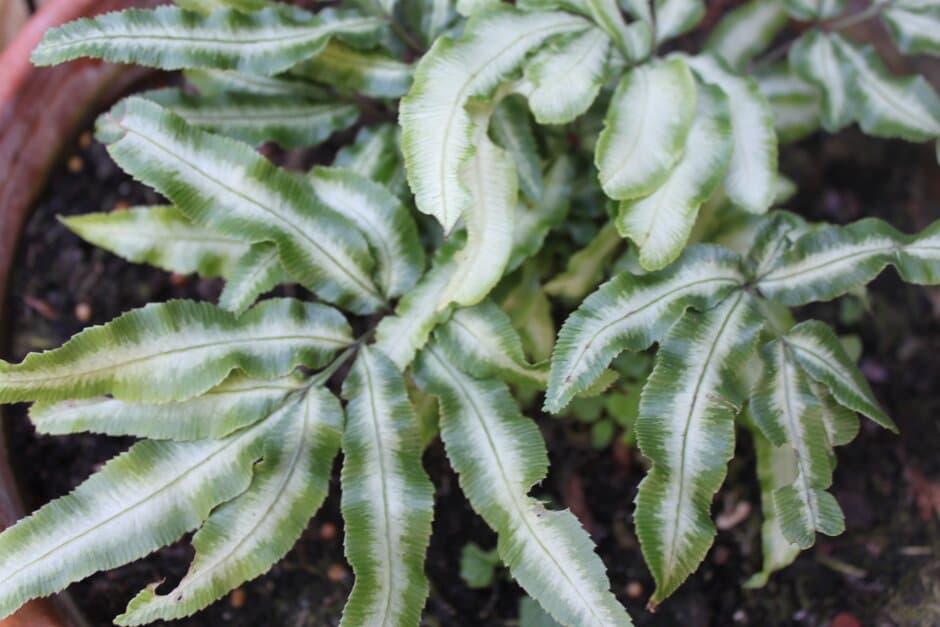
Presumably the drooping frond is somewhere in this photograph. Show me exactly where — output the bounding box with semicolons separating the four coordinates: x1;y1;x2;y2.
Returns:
116;387;342;624
545;245;745;412
0;299;350;403
0;410;284;619
31;5;384;75
634;293;763;605
414;345;633;627
400;7;588;231
62;205;248;278
339;347;434;627
96;97;384;313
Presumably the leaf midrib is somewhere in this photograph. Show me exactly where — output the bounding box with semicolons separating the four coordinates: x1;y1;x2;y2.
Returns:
115;116;381;300
168;395;311;600
5;333;346;385
757;242;897;285
428;347;606;626
559;274;741;396
431;18;585;227
0;426;263;586
661;293;742;585
360;353;398;627
40;19;375;51
778;347;819;528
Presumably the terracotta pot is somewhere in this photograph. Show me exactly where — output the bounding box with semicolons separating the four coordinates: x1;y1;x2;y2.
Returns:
0;1;157;625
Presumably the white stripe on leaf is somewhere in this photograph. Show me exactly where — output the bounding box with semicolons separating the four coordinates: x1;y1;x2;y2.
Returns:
754;217;940;305
293;40;413;99
784;320;895;430
334;124;404;189
516;26;610;125
756;64;821;144
309;166;425;300
62;205;249;279
97;97;383;313
783;0;844;20
339;347;434;627
687;54;779;214
546;245;745;412
882;3;940;57
832;37;940;142
116;387;342;625
595;57;697;201
414;345;633;627
400;7;587;231
705;0;788;70
374;241;461;371
750;341;845;549
634;293;763;605
29;372;304;441
0;407;286;619
31;5;384;75
0;299;350;403
435;299;548;387
788;31;853;132
616;81;732;271
184;68;329;99
654;0;705;43
218;242;291;315
142;88;358;149
437;113;517;308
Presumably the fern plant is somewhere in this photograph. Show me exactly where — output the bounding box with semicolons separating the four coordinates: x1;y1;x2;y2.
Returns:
1;0;938;624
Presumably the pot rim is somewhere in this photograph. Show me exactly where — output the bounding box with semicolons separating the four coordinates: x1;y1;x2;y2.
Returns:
0;1;155;625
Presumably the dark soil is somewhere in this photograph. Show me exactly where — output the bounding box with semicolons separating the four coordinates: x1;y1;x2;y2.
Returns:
3;123;940;627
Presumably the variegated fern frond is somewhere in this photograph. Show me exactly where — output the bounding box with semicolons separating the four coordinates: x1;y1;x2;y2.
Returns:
1;0;937;624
